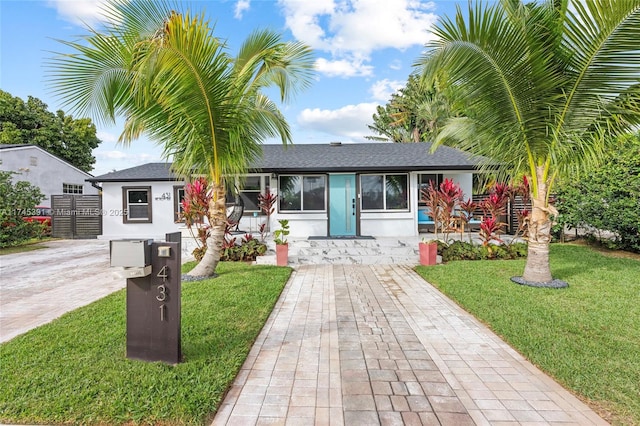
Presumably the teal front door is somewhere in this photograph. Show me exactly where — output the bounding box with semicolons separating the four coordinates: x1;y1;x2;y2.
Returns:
329;174;357;236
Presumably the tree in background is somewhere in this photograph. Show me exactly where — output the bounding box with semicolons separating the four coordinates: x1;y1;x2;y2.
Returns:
0;90;101;172
0;171;45;247
367;74;458;143
49;0;314;277
417;0;640;286
555;134;640;253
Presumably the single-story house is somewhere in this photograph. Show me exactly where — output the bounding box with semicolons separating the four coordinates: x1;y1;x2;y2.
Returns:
0;144;99;203
87;142;485;241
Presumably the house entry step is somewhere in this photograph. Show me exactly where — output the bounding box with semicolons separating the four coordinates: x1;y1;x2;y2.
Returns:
257;237;421;265
308;235;375;240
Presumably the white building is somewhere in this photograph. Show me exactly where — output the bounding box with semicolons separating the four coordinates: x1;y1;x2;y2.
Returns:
0;144;99;204
88;142;485;241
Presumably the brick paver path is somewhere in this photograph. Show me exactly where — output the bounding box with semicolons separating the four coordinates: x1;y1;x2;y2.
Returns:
212;264;607;426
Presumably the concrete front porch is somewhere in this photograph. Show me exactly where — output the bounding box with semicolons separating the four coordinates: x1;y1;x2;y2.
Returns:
255;233;524;266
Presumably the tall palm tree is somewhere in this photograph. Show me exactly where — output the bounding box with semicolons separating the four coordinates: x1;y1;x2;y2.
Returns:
416;0;640;286
48;0;315;277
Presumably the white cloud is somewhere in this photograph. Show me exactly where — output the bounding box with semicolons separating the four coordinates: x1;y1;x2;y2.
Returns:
95;150;157;163
314;57;374;78
297;102;379;140
96;131;119;144
389;59;403;71
279;0;438;77
46;0;108;26
96;150;127;160
369;79;404;101
234;0;251;19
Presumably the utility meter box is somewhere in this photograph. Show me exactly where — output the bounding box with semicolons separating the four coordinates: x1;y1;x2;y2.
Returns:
110;239;152;268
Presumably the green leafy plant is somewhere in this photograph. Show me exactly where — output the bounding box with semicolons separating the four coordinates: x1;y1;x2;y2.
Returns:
273;219;289;245
555;135;640;253
0;171;45;248
439;240;528;262
220;234;267;261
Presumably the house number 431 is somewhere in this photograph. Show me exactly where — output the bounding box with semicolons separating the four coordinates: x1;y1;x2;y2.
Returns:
156;266;169;321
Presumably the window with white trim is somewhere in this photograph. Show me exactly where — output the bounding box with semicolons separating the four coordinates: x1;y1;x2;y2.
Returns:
418;173;443;205
122;186;152;223
279;175;326;212
174;186;185;222
361;174;408;211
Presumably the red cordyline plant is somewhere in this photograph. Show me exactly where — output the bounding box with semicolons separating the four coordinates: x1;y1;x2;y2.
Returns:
180;177;211;260
481;190;509;220
479;216;503;247
257;189;277;235
458;198;477;242
181;177;256;261
439;178;464;243
477;182;510;245
420;180;442;240
510;175;531;241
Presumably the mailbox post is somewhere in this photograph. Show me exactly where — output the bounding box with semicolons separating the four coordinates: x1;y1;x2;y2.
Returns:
110;235;182;364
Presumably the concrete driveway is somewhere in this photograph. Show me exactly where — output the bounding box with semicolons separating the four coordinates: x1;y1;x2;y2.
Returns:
0;239;123;343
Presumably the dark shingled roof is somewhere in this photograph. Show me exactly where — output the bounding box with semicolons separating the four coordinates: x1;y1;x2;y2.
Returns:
88;162;178;182
88;142;486;182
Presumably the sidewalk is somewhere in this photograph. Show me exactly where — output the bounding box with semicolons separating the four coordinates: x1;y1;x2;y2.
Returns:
212;264;607;426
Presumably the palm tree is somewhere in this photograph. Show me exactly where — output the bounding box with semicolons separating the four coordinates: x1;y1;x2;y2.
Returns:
367;74;457;143
48;0;315;277
416;0;640;286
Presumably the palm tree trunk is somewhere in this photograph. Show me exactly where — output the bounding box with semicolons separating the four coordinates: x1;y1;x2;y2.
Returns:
522;167;553;283
186;181;226;277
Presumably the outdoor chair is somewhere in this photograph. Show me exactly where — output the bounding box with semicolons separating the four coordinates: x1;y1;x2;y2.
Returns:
226;194;245;234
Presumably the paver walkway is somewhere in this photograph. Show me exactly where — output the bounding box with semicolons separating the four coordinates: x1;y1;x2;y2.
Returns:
212;264;607;426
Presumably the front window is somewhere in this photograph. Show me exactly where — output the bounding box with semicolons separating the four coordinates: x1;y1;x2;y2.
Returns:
361;174;408;211
418;174;443;204
241;175;261;211
227;175;270;213
123;186;152;223
279;175;326;212
174;186;185;222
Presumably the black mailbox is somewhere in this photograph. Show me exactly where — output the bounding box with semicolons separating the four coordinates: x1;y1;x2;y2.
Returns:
110;233;182;364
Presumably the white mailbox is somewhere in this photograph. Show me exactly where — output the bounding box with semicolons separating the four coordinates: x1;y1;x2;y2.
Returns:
110;239;153;277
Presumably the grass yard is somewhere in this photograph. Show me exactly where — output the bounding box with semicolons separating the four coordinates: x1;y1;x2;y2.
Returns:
0;238;57;255
0;262;291;425
415;243;640;426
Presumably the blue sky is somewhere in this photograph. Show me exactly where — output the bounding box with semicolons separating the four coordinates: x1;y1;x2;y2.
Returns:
1;0;460;176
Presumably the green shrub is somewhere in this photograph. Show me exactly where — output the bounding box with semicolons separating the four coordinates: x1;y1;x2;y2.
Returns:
441;240;478;261
555;135;640;253
440;240;528;262
220;237;267;261
0;171;45;248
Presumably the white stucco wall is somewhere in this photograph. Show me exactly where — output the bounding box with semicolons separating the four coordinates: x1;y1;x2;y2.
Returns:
97;171;476;241
271;213;328;238
0;145;98;204
99;181;185;240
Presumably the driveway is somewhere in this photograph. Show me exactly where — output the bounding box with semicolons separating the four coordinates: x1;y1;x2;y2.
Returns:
0;239;123;343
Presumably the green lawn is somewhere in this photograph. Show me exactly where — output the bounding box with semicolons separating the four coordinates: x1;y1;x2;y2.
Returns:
0;262;291;425
415;243;640;425
0;238;57;255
